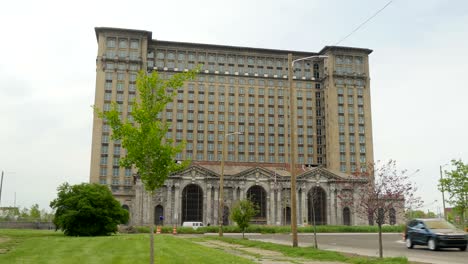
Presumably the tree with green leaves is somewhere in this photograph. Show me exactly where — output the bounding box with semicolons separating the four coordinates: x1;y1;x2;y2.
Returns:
50;183;129;236
230;200;258;239
338;160;422;258
439;159;468;230
95;69;197;263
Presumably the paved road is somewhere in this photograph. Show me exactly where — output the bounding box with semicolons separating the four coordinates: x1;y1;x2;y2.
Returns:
221;233;467;264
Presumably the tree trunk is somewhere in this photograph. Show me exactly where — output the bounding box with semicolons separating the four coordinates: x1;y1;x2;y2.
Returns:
242;228;245;239
150;224;154;264
150;190;155;264
378;224;383;258
312;205;318;249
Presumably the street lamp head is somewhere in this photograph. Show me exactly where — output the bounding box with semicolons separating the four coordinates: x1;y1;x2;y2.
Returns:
292;55;328;66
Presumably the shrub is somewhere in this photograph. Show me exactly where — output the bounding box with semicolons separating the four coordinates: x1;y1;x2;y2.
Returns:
50;183;129;236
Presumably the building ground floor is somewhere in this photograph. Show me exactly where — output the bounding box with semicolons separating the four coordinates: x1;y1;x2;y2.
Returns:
115;164;402;226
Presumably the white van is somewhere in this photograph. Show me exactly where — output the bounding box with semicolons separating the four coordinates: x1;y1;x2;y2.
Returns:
182;222;204;229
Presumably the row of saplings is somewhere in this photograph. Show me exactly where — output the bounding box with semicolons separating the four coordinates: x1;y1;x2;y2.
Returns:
50;182;257;237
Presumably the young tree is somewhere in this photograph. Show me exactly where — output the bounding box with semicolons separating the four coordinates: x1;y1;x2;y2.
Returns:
29;204;41;219
95;69;197;263
50;183;129;236
439;159;468;230
230;200;258;239
339;160;422;258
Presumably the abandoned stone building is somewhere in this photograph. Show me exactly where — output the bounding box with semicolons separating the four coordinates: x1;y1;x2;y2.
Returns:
89;27;400;226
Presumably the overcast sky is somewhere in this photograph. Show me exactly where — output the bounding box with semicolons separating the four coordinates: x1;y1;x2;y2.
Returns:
1;0;467;214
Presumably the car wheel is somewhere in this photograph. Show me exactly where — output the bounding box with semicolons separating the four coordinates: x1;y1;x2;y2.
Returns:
428;238;438;251
405;237;414;249
459;246;467;251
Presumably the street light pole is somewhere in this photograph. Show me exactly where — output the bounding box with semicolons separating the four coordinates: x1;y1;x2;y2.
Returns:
288;54;299;247
219;132;242;237
288;54;328;247
440;165;447;220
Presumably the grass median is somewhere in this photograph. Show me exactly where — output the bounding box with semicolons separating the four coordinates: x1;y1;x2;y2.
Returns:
0;229;254;264
195;236;409;264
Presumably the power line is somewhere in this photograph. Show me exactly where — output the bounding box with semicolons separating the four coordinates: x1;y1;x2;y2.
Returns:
334;0;393;46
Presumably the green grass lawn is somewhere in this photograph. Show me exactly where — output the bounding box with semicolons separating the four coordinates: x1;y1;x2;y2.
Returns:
0;229;254;264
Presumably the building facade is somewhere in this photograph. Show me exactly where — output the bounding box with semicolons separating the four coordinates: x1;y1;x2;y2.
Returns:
90;27;379;226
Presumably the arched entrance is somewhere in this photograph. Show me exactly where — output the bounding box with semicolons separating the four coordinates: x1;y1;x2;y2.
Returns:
308;187;327;225
223;206;229;226
247;185;267;224
155;205;164;225
182;184;203;224
283;206;291;225
122;204;129;225
389;208;396;225
343;207;351;226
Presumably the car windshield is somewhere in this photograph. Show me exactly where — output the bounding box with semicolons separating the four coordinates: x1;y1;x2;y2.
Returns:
425;220;457;229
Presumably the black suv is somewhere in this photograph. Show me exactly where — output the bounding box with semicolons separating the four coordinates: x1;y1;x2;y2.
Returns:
404;218;467;251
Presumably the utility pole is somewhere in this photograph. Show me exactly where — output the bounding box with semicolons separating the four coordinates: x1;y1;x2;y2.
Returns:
288;53;298;247
440;165;447;220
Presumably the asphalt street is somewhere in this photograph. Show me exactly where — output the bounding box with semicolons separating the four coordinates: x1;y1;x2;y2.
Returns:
220;233;468;264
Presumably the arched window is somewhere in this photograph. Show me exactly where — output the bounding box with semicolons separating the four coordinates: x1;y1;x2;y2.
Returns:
182;184;203;223
122;205;130;225
247;185;267;223
155;205;164;225
389;208;396;225
343;207;351;226
284;206;291;225
223;206;229;226
308;187;327;225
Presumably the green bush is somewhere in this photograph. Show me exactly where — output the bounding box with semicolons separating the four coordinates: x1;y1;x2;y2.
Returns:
50;183;129;236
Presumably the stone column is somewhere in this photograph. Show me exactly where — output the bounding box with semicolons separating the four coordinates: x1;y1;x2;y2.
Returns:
301;189;306;225
174;184;180;225
233;187;238;202
329;186;336;225
206;184;212;225
276;188;282;225
353;187;359;225
213;187;219;225
336;188;342;225
269;185;275;225
166;185;172;225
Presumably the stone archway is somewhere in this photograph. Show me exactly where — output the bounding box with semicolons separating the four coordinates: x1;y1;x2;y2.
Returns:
182;184;203;224
308;186;327;225
122;204;130;225
389;208;396;225
343;207;351;226
283;206;291;225
247;185;267;224
155;205;164;225
223;206;229;226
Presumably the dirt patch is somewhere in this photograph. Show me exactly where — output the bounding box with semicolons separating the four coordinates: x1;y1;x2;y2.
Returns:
193;239;346;264
0;236;11;254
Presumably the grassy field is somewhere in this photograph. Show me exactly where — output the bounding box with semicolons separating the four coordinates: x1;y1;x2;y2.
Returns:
0;229;254;264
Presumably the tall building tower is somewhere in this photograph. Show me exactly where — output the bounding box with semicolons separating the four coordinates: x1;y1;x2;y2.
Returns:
90;27;374;226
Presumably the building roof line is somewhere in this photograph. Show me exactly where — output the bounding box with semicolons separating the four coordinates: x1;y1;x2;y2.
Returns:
95;27;372;55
